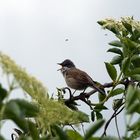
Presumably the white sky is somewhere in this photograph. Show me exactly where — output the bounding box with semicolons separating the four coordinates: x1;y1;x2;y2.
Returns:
0;0;140;139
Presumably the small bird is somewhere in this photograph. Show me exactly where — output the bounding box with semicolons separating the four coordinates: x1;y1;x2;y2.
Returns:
58;59;105;95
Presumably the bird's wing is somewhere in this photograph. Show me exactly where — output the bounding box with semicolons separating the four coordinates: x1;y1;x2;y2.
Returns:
66;68;105;94
66;68;93;85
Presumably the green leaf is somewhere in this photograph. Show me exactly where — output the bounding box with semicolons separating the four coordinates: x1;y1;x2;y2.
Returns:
130;130;140;140
131;74;140;81
137;88;140;102
98;20;119;34
28;121;39;140
3;100;39;133
4;99;39;118
134;29;140;40
131;55;140;67
112;99;123;110
15;99;39;117
97;20;106;26
127;102;140;114
16;136;32;140
53;125;69;140
108;27;120;35
122;37;138;51
110;55;122;65
3;101;21;119
95;112;103;120
84;119;105;140
91;111;95;122
98;92;106;102
109;40;122;47
12;117;29;132
122;22;132;33
40;136;50;140
126;85;136;109
107;48;123;55
122;57;130;74
0;135;5;140
128;118;140;131
126;86;140;114
110;88;124;97
129;68;140;75
77;111;89;122
66;103;78;110
66;130;83;140
105;62;117;81
0;84;7;102
94;104;108;110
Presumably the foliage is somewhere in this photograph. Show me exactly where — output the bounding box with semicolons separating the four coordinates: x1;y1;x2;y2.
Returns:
0;17;140;139
98;17;140;139
0;53;89;139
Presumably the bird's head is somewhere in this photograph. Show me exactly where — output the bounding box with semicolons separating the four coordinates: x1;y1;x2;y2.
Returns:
57;59;75;68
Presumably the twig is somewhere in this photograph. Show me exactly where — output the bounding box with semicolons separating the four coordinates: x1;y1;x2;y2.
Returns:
11;133;18;140
81;123;85;136
115;113;121;140
62;87;73;99
102;105;125;137
69;124;77;132
11;128;23;140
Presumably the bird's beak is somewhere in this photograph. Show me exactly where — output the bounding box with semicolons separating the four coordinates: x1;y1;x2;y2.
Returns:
57;63;62;71
57;62;62;65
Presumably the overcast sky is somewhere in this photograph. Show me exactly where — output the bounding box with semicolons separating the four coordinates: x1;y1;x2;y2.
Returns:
0;0;140;139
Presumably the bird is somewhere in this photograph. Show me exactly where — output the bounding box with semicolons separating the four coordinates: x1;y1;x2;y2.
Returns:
57;59;105;95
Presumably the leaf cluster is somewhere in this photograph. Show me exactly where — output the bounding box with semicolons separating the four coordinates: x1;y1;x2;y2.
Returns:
0;53;89;139
98;17;140;139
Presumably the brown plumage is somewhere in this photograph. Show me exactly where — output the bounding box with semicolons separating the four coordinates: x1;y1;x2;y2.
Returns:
65;68;94;90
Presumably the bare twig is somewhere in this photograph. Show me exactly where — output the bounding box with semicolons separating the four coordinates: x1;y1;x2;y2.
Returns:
69;124;77;132
115;113;121;140
81;123;85;136
11;133;18;140
102;105;125;137
62;87;73;99
11;128;22;140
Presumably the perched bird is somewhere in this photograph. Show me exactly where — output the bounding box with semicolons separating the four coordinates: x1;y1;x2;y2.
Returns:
58;59;105;95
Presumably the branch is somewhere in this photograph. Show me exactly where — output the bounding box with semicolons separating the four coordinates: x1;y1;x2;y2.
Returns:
101;104;125;137
115;112;121;140
64;79;129;109
64;82;113;106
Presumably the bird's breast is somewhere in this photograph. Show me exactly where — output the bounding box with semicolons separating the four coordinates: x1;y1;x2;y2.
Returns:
65;76;87;90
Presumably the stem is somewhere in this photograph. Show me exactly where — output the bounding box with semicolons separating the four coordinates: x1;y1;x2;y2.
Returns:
81;123;85;136
102;105;124;137
124;114;133;137
70;125;77;132
116;71;123;84
11;133;18;140
100;71;123;105
106;71;123;101
115;113;121;140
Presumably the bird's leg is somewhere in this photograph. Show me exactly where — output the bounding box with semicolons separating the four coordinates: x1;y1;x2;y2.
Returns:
80;88;87;95
72;90;77;95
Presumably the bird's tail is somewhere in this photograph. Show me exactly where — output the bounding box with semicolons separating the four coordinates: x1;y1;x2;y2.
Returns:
92;81;105;95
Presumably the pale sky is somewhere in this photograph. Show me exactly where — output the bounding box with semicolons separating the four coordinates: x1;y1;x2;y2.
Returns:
0;0;140;139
